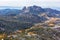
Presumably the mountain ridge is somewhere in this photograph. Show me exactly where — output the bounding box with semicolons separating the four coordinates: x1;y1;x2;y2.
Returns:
0;5;60;32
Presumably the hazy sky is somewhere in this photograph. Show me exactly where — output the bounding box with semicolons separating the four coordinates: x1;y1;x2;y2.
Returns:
0;0;60;10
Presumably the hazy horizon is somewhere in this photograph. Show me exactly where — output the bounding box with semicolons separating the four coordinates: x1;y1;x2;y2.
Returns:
0;0;60;10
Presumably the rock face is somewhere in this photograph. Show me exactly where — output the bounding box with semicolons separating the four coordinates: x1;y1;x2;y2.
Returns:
0;5;60;32
5;26;60;40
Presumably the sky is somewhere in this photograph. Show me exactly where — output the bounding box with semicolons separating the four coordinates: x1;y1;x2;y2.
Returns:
0;0;60;10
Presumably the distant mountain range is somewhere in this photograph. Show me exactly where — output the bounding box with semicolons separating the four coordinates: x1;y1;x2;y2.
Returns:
0;6;22;9
0;5;60;16
0;5;60;33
